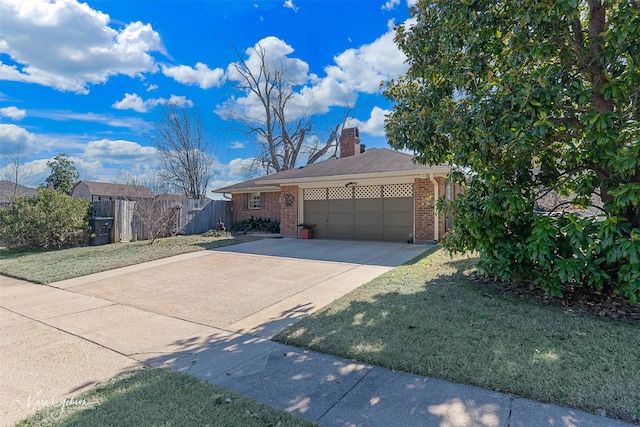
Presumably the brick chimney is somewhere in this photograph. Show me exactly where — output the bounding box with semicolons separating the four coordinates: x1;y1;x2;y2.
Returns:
339;127;360;158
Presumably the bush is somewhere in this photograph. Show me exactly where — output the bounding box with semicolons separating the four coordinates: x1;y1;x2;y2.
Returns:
0;188;91;249
201;229;231;238
230;216;280;233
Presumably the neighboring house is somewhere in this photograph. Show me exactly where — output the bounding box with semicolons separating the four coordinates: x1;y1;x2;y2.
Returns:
71;180;153;201
213;128;457;242
0;180;38;206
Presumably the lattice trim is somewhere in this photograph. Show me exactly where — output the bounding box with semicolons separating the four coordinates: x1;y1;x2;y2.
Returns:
354;185;382;199
327;187;353;199
383;183;413;198
303;188;326;200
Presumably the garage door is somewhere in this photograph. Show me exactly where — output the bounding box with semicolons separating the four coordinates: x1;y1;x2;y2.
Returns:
303;184;413;242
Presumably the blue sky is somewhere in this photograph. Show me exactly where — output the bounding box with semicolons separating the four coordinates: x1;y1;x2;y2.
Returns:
0;0;415;197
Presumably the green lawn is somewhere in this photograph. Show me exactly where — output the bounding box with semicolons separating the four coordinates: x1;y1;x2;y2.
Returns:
17;368;317;427
274;247;640;423
0;234;256;284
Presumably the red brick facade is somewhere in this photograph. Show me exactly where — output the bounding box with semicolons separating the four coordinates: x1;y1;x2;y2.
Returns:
231;180;449;241
232;191;281;223
279;185;299;237
413;177;446;242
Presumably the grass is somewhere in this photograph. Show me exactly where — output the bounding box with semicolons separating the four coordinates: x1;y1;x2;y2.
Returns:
17;368;317;427
274;247;640;423
0;234;257;284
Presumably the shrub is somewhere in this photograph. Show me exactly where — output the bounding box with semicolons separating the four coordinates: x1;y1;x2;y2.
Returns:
201;229;231;238
0;188;91;249
230;216;280;233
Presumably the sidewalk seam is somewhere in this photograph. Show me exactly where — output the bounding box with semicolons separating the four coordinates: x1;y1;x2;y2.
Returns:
315;363;376;424
1;306;144;366
506;395;514;427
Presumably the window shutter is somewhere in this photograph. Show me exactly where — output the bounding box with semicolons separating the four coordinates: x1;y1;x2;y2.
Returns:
260;192;264;209
244;193;248;208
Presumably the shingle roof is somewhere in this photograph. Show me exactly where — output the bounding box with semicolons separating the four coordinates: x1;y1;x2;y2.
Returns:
73;180;154;198
0;181;38;204
213;148;450;193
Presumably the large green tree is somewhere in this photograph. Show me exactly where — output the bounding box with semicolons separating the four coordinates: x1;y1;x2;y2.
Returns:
385;0;640;301
45;153;79;195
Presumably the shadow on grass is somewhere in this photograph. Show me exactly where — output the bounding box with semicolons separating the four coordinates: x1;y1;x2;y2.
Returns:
7;246;638;426
133;302;511;427
272;251;640;424
16;368;317;427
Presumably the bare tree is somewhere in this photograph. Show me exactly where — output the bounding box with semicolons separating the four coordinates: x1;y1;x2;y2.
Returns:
227;43;352;174
152;105;212;199
0;145;40;202
126;174;183;244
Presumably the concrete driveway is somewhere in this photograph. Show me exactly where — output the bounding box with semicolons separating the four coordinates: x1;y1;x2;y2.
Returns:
0;238;428;425
52;238;428;335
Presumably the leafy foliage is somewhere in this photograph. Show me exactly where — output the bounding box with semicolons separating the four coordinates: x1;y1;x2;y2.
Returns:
385;0;640;302
230;216;280;233
0;188;91;249
45;153;79;195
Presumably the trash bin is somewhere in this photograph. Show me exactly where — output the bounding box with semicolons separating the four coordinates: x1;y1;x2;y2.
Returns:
89;216;113;246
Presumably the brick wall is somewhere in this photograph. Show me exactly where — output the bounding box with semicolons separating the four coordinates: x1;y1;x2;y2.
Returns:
279;185;299;237
414;178;434;241
414;177;447;242
232;191;281;223
339;127;360;158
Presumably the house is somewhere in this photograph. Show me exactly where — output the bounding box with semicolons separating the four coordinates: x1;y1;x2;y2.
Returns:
213;128;457;243
71;180;153;201
0;181;38;206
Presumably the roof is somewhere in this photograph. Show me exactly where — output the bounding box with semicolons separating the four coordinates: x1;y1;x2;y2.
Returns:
213;148;450;193
72;180;154;199
0;181;38;204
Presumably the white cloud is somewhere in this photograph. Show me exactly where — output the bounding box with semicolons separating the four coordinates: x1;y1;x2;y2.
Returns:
218;23;409;123
382;0;401;11
161;62;225;89
0;124;37;154
112;93;193;113
29;110;152;132
83;139;160;166
0;106;26;120
146;84;158;92
112;93;147;113
323;19;408;94
226;37;310;86
0;158;49;187
220;37;316;121
228;157;256;178
345;106;389;137
0;0;166;93
229;141;245;149
283;0;299;12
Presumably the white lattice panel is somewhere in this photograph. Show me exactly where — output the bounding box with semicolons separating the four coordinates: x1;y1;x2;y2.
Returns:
327;187;353;199
383;183;413;198
303;188;327;200
354;185;382;199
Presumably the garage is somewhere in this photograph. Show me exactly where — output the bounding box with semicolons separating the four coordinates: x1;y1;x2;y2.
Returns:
303;184;413;242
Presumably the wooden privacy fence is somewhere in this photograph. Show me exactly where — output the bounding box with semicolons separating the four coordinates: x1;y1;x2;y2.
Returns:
91;199;232;243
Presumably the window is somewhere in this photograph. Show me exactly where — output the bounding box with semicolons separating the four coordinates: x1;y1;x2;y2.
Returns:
248;192;261;209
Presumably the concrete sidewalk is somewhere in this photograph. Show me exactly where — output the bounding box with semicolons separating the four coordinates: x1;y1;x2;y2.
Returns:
0;240;634;426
